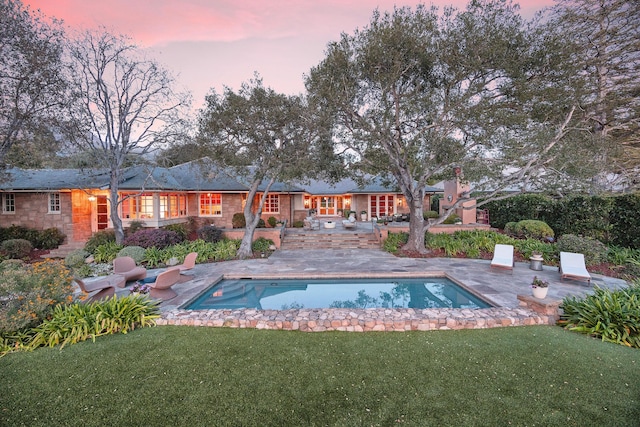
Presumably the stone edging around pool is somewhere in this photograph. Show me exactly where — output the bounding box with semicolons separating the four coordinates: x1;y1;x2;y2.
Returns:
157;305;558;332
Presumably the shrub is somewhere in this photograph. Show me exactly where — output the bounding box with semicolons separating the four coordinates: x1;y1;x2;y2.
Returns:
117;246;147;264
556;234;607;266
383;232;409;253
610;193;640;249
512;220;554;241
0;260;74;335
0;239;32;259
84;230;116;254
123;229;182;249
559;281;640;348
126;220;146;236
267;216;277;227
252;237;274;253
423;211;439;219
503;222;518;237
293;220;304;228
64;249;90;268
93;241;123;263
442;214;461;224
197;225;223;243
232;213;246;228
162;223;188;240
257;218;266;228
34;228;66;249
24;295;160;351
482;194;556;229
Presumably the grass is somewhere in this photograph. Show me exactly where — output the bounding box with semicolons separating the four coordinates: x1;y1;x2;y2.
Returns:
1;326;638;427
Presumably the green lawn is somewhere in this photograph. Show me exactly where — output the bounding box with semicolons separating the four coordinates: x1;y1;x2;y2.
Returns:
1;326;638;427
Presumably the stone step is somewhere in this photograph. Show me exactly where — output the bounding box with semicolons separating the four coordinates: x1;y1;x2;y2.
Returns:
41;242;86;259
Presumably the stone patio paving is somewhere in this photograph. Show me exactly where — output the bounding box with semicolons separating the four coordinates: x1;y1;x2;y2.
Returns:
109;249;628;332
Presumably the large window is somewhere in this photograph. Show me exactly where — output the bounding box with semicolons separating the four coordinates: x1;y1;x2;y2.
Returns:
160;193;187;219
2;193;15;214
48;193;61;213
121;193;154;219
200;193;222;216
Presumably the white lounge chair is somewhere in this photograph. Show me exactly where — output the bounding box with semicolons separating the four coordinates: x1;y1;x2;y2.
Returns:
490;244;514;272
560;252;591;284
342;213;357;230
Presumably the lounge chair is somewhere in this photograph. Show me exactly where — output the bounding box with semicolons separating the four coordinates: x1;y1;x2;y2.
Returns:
113;256;147;286
303;216;320;230
75;275;123;303
148;267;181;301
560;252;591;284
173;252;197;273
342;212;357;229
490;244;514;272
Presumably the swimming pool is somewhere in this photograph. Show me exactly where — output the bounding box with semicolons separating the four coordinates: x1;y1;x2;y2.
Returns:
183;277;492;310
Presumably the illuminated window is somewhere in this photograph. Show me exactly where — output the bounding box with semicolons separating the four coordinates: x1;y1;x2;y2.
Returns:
200;193;222;216
121;193;154;219
263;194;279;214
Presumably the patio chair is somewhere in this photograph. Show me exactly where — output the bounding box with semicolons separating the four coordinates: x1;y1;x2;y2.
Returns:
148;267;181;301
74;275;122;303
342;212;357;230
173;252;197;273
303;216;320;230
559;252;591;284
113;256;147;286
490;244;514;272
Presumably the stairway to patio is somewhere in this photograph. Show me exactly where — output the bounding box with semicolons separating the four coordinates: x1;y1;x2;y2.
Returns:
41;241;86;259
281;229;380;250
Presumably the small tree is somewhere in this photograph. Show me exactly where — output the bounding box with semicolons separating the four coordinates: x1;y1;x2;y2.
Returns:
63;29;190;244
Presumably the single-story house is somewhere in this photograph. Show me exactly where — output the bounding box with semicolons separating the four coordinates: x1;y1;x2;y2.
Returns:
0;160;442;244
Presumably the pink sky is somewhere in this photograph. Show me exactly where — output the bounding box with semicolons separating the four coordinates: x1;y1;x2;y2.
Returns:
23;0;554;108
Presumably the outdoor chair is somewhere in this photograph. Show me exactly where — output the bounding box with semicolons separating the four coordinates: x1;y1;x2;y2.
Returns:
173;252;197;273
559;252;591;284
303;216;320;230
342;212;357;230
113;256;147;286
74;275;123;303
148;267;181;301
490;244;514;272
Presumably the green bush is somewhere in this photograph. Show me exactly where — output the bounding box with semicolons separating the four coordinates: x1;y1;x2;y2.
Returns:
0;239;32;259
442;214;461;224
34;228;66;249
252;237;274;253
232;213;246;228
126;220;146;236
482;194;556;230
267;216;277;227
162;223;188;240
117;246;147;264
559;281;640;348
64;249;90;268
383;232;409;253
84;230;116;254
0;260;74;335
24;295;160;351
610;193;640;249
556;234;607;266
423;211;439;219
512;220;554;241
257;218;266;228
93;241;123;264
503;222;517;236
293;220;304;228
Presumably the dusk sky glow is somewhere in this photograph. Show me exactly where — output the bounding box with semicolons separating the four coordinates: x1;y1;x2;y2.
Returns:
22;0;554;109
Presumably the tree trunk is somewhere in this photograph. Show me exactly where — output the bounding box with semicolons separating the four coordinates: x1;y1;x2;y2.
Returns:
236;177;276;260
401;193;428;253
109;185;125;245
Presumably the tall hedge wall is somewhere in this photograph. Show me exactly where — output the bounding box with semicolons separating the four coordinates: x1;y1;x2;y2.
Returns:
482;193;639;248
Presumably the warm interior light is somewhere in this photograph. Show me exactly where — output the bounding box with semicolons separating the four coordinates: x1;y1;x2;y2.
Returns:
88;195;96;201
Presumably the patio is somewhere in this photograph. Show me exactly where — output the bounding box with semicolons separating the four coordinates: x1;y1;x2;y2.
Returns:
104;248;627;332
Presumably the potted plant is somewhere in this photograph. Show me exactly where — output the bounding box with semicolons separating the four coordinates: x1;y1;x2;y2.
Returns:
531;276;549;299
360;210;367;221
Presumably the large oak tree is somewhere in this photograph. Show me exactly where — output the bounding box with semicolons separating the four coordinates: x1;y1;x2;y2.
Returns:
306;1;603;253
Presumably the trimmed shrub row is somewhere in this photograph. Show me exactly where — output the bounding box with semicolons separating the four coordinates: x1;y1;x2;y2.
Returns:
0;225;65;250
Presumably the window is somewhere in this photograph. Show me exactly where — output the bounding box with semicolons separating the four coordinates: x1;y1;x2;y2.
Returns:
200;193;222;216
121;193;154;219
263;194;279;214
2;193;15;213
48;193;61;213
159;194;187;219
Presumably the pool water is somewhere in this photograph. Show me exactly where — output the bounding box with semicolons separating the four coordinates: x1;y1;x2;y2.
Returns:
184;277;491;310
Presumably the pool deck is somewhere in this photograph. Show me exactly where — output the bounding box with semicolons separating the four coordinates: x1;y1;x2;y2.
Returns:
109;249;628;332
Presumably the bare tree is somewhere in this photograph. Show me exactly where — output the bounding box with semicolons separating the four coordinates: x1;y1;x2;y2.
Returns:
0;0;67;164
63;29;191;243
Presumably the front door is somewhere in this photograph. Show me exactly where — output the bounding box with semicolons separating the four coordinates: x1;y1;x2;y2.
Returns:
92;196;109;232
318;196;335;216
370;195;395;219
